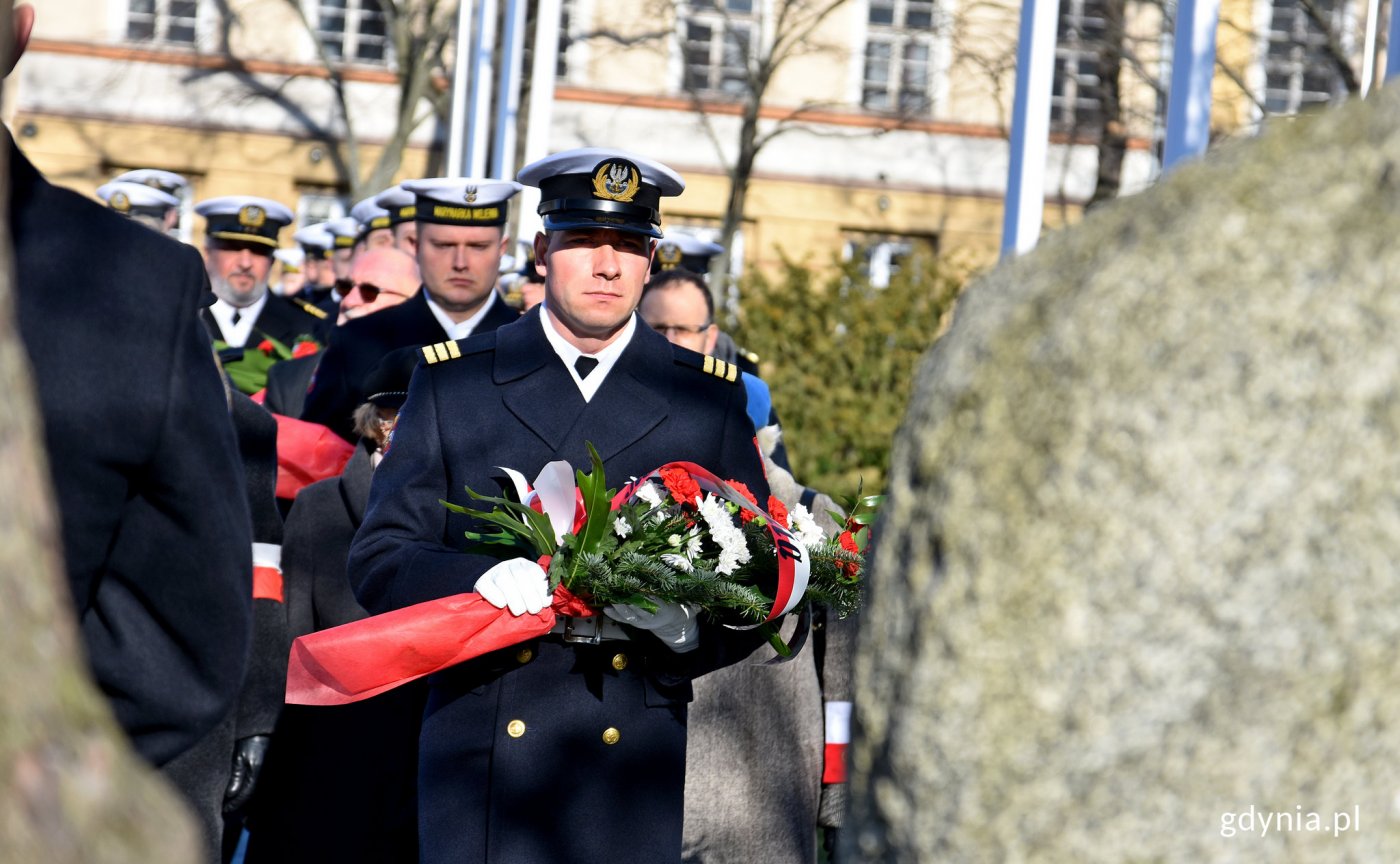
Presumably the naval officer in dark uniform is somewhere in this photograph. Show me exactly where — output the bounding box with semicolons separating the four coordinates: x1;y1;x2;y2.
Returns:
95;179;181;234
374;182;419;255
301;178;522;441
348;148;770;864
196;196;323;349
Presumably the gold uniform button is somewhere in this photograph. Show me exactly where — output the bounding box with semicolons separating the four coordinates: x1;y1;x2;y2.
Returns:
610;653;628;671
506;720;526;738
602;727;621;745
516;647;534;664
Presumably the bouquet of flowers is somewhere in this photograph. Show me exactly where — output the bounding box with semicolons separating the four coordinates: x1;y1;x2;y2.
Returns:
285;444;878;705
215;333;320;395
447;443;874;653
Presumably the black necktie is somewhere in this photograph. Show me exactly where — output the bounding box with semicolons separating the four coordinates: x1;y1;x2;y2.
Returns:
574;356;599;379
231;310;242;325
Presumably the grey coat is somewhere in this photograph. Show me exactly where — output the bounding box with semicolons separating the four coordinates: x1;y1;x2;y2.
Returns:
682;456;856;864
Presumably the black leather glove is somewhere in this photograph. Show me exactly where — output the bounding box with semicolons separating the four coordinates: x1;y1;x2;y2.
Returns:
222;734;271;815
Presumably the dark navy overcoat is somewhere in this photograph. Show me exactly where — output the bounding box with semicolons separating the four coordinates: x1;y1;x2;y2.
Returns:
349;306;770;864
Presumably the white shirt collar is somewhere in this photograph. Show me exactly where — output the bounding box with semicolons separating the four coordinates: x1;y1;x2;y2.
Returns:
425;289;500;341
540;303;637;403
209;291;269;348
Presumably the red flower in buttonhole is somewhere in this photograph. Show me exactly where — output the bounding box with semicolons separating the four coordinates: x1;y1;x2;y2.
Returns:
766;495;790;529
257;339;276;355
660;467;702;508
292;340;320;359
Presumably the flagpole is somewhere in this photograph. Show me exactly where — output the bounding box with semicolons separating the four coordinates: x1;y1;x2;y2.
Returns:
1161;0;1220;171
1000;0;1061;259
465;0;498;177
518;0;562;242
446;0;475;176
491;0;529;180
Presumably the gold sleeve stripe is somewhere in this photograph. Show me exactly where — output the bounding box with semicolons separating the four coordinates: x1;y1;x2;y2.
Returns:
446;340;461;359
421;345;437;364
703;355;715;375
725;363;739;383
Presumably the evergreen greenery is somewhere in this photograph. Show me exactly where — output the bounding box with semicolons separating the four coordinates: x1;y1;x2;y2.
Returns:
726;253;967;500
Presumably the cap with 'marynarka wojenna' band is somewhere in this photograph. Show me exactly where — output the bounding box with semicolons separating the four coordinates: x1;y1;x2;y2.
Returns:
373;184;417;225
401;178;522;227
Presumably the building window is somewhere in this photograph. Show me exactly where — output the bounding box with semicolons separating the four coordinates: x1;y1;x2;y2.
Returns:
296;190;348;228
1051;0;1107;131
315;0;389;65
680;0;757;97
126;0;200;45
1263;0;1348;115
842;231;938;288
861;0;937;114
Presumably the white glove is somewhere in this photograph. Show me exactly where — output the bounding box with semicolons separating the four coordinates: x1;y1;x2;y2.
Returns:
475;558;550;616
604;599;700;653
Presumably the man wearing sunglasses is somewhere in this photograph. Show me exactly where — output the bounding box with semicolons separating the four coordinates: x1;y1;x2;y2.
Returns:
302;179;523;442
336;247;420;326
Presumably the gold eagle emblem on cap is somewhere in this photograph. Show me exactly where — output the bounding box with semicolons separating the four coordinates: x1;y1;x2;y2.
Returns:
239;205;267;228
657;241;682;269
592;161;640;203
464;186;478;204
110;191;131;213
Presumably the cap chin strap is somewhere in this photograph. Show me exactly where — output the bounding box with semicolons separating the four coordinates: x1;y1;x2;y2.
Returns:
537;197;658;226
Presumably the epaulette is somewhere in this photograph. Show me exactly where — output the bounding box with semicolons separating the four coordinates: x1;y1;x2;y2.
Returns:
291;297;329;320
675;349;741;384
739;347;760;365
421;340;465;364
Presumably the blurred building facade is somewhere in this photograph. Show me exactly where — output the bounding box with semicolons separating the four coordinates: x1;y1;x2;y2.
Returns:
5;0;1375;272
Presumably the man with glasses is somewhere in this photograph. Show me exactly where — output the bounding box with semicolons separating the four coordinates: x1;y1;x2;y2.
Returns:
264;247;420;418
336;247;420;325
301;179;522;442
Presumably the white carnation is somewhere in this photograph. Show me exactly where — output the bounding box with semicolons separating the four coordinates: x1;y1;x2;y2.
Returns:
668;533;684;548
661;553;694;573
613;516;632;538
789;503;825;547
699;493;750;575
634;481;663;508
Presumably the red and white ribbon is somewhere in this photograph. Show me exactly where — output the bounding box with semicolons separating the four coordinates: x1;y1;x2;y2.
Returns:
616;462;811;621
822;700;851;784
252;542;283;603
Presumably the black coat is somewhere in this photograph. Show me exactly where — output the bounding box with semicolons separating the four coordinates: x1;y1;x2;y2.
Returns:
246;442;422;863
301;289;519;441
262;353;319;419
348;308;769;864
9;140;253;767
201;294;324;350
228;392;289;744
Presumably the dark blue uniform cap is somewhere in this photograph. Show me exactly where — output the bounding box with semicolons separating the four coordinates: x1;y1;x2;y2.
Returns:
652;233;725;275
518;148;685;239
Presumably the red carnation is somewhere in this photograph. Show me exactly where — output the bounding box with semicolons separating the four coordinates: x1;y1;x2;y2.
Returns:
727;479;760;522
257;339;276;355
837;530;862;579
660;467;702;508
766;495;790;529
292;340;320;359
